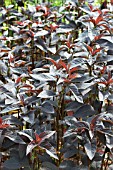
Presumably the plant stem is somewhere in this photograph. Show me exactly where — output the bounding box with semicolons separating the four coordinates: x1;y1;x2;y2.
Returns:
105;152;109;170
88;158;91;170
31;40;35;69
100;147;107;170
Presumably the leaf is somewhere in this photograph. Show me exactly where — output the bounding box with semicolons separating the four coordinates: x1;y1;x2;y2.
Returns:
95;14;103;25
25;96;39;105
0;60;8;75
74;121;90;130
64;116;77;126
38;90;56;98
18;129;34;141
5;134;26;144
19;144;27;159
84;138;96;160
70;67;78;74
86;45;93;53
3;157;21;169
29;131;55;148
35;133;42;143
46;57;59;69
99;113;113;123
92;48;102;56
21;110;35;124
73;74;94;83
69;84;83;103
79;6;91;15
74;104;95;118
105;134;113;149
56;27;74;34
45;149;58;160
35;37;48;52
58;59;68;72
10;25;20;34
90;115;100;131
0;117;2;124
94;34;103;41
30;73;56;82
39;131;55;141
64;148;78;158
0;105;20;114
97;55;113;63
98;24;111;33
26;143;38;155
96;38;113;48
41;141;58;160
41;101;55;114
35;30;49;37
28;4;36;13
108;94;113;102
60;160;88;170
65;101;83;112
2;115;23;126
0;14;6;24
0;123;9;129
41;162;58;170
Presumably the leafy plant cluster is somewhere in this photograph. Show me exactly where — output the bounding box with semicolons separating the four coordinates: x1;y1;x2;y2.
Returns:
2;0;66;8
0;1;113;169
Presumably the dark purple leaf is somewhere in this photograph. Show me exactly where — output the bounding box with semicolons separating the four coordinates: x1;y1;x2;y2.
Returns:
18;129;34;141
108;94;113;102
64;116;77;126
73;74;94;83
35;37;48;52
99;113;113;124
105;134;113;149
19;144;27;159
21;110;35;124
84;138;96;160
41;162;58;170
38;90;56;98
5;134;26;144
65;101;83;112
26;143;38;155
25;96;39;105
64;148;78;158
30;73;56;82
97;130;106;145
74;121;90;129
0;105;20;114
35;30;49;37
69;84;83;103
3;157;21;169
40;101;55;114
41;142;58;160
39;131;55;141
74;104;95;118
45;149;58;160
2;115;23;126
